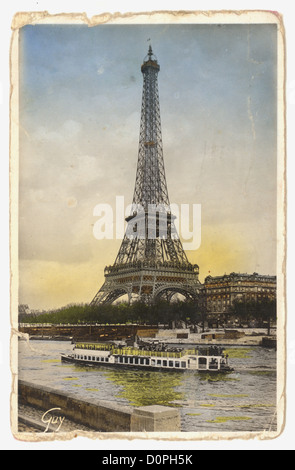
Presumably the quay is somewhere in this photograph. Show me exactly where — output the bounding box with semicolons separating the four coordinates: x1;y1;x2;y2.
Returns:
17;380;181;433
18;324;158;342
18;324;276;347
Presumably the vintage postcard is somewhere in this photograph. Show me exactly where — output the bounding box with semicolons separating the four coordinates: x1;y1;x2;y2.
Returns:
10;10;286;442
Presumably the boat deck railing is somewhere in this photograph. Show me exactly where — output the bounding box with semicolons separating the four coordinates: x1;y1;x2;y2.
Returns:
111;348;197;358
75;343;223;359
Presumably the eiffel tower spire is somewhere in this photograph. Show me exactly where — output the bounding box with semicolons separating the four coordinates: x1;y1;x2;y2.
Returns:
133;45;169;209
90;47;200;305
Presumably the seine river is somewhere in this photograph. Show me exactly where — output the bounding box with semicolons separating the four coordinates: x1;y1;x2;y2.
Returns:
18;340;277;433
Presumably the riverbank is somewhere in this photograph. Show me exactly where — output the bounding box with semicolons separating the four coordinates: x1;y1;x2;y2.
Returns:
144;328;277;348
18;325;276;348
19;335;271;347
148;336;273;347
16;380;181;435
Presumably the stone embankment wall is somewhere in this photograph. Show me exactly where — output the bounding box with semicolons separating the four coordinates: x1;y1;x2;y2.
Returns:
19;325;158;341
18;380;180;433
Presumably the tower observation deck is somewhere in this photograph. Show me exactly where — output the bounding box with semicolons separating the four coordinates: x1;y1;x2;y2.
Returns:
90;46;200;305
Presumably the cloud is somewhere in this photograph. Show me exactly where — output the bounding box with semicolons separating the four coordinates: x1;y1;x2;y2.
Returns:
32;119;82;144
97;65;105;75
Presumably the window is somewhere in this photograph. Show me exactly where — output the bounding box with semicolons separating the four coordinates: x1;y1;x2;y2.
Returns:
84;356;87;360
146;359;150;365
88;356;91;361
199;357;207;369
96;357;100;361
119;357;123;363
130;358;134;364
157;360;161;366
181;362;186;368
92;357;95;361
163;360;167;367
151;359;156;366
175;361;180;368
169;361;174;367
140;358;145;365
101;357;105;362
105;358;109;362
135;358;139;365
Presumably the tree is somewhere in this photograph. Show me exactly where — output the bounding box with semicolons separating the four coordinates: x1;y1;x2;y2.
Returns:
230;299;257;325
230;298;276;333
256;298;277;335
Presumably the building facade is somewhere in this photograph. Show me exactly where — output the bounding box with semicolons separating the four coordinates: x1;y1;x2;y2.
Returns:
199;272;276;321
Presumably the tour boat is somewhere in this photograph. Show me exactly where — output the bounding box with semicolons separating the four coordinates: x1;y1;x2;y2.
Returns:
61;341;233;373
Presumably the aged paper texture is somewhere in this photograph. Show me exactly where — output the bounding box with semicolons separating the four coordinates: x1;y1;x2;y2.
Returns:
10;10;286;442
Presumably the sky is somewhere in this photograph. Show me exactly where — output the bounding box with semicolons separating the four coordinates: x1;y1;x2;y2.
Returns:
18;22;278;310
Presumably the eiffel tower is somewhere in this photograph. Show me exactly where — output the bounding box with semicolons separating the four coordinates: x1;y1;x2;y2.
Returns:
90;46;200;305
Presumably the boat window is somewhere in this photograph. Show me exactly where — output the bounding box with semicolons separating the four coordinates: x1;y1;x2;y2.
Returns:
105;358;109;362
175;361;180;368
96;357;100;361
163;360;167;367
92;357;95;361
169;361;173;368
209;359;218;370
198;357;207;369
135;358;139;364
181;362;186;368
130;357;134;364
101;357;105;362
119;357;123;363
146;359;150;365
124;357;128;363
157;360;161;366
88;356;91;361
84;356;87;360
151;359;156;366
140;358;145;365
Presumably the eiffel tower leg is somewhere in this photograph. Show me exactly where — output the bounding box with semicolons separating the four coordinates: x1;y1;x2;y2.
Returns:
90;281;128;306
89;283;108;306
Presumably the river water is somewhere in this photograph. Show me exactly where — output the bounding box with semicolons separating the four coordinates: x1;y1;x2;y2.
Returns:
18;340;277;433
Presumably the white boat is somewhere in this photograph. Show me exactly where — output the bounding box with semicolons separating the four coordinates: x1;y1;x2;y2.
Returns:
61;341;233;373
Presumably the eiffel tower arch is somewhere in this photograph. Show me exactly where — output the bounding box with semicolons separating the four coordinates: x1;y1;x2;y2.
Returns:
91;46;200;306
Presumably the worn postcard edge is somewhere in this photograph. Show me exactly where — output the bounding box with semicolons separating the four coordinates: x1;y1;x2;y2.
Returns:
9;9;287;443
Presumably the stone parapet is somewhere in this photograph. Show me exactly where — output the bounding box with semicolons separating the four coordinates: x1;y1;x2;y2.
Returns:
18;380;180;433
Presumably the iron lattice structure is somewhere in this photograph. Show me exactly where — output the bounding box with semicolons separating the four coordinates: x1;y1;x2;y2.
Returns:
91;46;200;305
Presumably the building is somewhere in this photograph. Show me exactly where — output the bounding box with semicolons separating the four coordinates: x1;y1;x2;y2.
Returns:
198;272;276;322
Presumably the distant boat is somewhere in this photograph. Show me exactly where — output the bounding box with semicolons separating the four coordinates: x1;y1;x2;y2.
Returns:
61;341;233;373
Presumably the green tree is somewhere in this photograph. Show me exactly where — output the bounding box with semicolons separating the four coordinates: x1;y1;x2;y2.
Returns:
256;298;277;335
230;298;276;333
